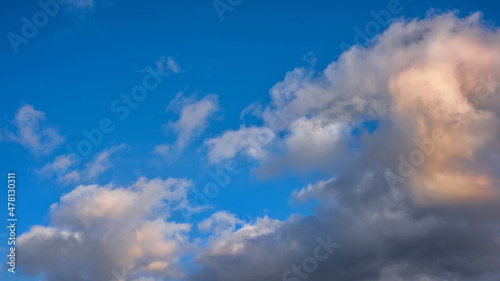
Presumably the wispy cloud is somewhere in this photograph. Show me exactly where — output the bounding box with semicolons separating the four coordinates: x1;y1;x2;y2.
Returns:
152;144;170;157
1;105;64;156
156;56;181;74
38;144;126;185
164;93;219;153
205;126;274;164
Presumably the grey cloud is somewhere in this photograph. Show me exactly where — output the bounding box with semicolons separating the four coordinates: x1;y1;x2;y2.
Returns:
189;12;500;281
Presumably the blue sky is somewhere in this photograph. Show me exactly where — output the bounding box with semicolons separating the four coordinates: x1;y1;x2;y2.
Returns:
2;0;500;281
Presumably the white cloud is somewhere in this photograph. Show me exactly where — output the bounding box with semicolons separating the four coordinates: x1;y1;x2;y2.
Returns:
156;56;181;74
199;212;283;256
83;143;126;180
166;57;181;73
198;211;244;236
1;105;64;156
19;177;194;281
37;154;76;175
166;93;219;152
285;117;349;165
292;177;336;203
205;126;275;164
38;144;125;185
152;144;170;157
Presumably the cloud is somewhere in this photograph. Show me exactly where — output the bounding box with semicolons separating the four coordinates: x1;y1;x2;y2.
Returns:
152;144;170;157
19;177;194;281
1;105;64;156
82;143;126;180
198;212;284;257
190;169;500;281
198;211;244;236
240;12;500;204
154;56;181;74
205;126;275;164
166;93;219;152
37;154;75;176
38;144;126;185
291;177;336;203
285;117;350;167
190;12;500;281
165;57;181;74
192;213;341;281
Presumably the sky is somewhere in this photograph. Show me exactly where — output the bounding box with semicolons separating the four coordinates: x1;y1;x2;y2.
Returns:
1;0;500;280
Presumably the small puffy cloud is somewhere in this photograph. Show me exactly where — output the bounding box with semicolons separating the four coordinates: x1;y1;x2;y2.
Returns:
166;57;181;73
38;144;125;185
1;105;64;156
166;93;219;152
205;126;275;164
19;177;194;281
140;57;182;78
156;56;181;74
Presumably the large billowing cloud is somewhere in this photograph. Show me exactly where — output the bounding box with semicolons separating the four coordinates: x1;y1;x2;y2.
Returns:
19;177;194;281
284;12;499;204
195;12;500;281
211;12;500;204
